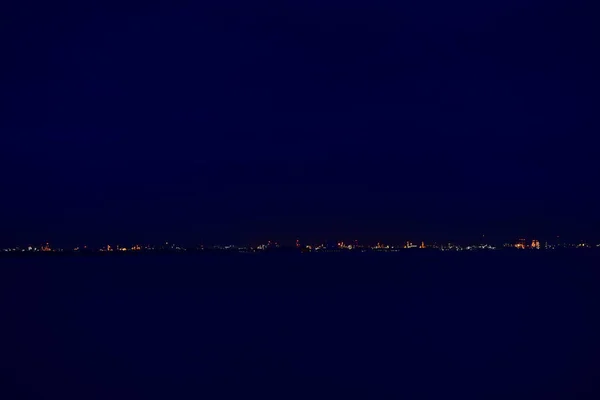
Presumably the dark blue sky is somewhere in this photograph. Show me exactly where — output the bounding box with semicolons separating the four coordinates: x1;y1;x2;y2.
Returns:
1;0;598;246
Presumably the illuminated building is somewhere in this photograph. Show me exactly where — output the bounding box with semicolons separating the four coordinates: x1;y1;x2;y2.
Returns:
41;242;52;252
419;241;426;249
531;240;540;249
336;241;354;250
515;239;526;249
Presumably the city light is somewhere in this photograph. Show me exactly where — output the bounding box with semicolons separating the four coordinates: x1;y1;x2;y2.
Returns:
515;239;527;249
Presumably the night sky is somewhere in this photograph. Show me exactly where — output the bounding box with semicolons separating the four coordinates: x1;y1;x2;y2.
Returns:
2;0;598;246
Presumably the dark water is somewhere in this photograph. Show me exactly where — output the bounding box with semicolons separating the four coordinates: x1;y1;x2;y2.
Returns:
2;252;600;399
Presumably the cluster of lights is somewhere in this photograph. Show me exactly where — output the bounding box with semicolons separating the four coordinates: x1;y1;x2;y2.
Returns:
2;238;600;254
2;245;65;253
97;244;147;252
509;239;592;250
255;241;280;251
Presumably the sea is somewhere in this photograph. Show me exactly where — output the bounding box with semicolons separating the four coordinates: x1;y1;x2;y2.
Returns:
1;251;599;399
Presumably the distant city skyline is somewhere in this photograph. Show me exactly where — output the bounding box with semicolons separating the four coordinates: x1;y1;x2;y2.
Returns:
3;236;599;254
2;228;598;249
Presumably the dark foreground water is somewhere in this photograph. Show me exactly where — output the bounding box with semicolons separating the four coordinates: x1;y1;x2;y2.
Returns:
1;252;600;399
